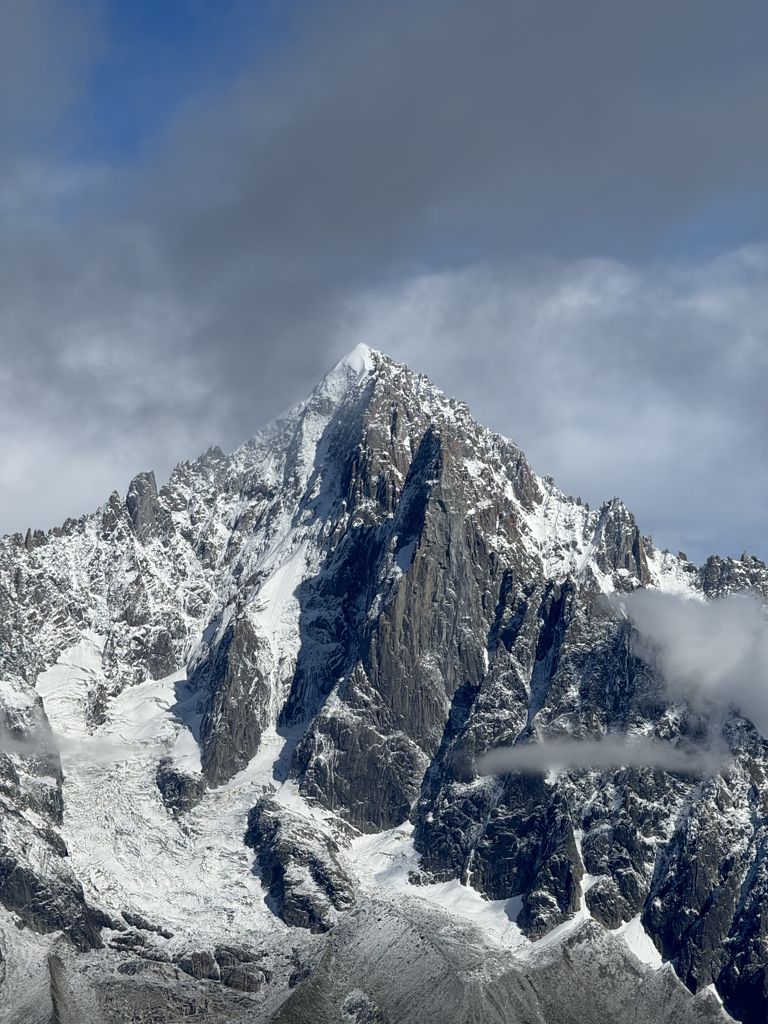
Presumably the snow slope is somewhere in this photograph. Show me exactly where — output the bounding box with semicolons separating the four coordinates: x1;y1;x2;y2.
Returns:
38;642;282;950
36;633;669;975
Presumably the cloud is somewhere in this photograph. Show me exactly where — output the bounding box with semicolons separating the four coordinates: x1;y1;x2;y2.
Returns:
0;0;101;159
1;0;767;558
52;731;137;765
1;717;140;764
476;736;724;777
0;730;42;757
0;722;137;764
618;589;768;735
0;714;57;758
348;250;768;563
476;590;768;776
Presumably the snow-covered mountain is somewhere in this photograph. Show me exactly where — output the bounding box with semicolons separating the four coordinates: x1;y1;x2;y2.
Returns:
1;346;766;1022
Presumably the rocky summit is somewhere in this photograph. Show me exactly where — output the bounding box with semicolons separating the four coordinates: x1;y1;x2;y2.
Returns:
1;345;766;1023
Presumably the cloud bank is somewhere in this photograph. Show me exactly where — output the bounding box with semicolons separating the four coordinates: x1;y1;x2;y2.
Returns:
1;0;767;564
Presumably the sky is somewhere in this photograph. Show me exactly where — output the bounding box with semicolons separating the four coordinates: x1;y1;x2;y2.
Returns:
1;0;767;562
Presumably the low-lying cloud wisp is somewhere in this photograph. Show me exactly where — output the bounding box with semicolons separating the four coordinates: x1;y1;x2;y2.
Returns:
0;723;139;765
0;729;45;757
476;736;724;777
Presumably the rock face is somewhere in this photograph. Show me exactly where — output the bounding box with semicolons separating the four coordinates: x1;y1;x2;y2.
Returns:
154;757;207;815
175;945;271;991
0;344;766;1022
0;674;107;953
245;797;356;932
125;471;160;543
273;900;732;1024
192;614;273;786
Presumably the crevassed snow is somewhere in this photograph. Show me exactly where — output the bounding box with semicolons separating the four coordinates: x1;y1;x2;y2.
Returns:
0;907;54;1023
37;643;283;948
35;631;106;740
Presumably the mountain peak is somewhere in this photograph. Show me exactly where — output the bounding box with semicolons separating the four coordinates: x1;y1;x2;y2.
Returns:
1;330;766;1022
309;342;381;407
334;342;378;374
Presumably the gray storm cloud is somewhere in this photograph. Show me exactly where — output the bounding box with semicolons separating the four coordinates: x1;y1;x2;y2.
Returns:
1;0;767;563
476;736;724;777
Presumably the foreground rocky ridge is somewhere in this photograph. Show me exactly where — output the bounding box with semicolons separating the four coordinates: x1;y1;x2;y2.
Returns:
0;345;766;1022
0;896;734;1024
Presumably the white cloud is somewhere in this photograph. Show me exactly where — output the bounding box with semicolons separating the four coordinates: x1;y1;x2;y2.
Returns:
618;589;768;735
346;248;768;561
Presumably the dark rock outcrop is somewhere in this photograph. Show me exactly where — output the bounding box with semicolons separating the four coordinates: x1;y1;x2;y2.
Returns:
245;797;356;932
175;945;271;992
125;471;160;543
155;757;206;815
191;615;272;786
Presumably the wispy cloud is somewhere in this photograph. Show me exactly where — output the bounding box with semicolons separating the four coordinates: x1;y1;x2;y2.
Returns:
477;589;768;776
617;589;768;735
476;736;724;777
0;731;40;756
0;721;55;757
